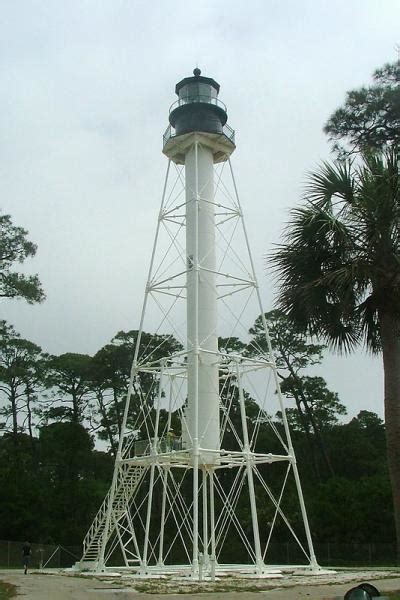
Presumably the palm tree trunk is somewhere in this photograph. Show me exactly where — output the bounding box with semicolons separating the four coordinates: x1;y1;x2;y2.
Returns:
380;311;400;559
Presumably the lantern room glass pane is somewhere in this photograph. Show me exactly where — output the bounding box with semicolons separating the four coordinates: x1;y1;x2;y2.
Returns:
178;82;215;104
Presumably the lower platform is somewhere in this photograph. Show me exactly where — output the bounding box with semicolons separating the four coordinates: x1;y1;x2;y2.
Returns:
72;560;332;578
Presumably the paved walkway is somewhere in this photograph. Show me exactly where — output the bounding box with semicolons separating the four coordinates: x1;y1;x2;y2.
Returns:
1;569;399;599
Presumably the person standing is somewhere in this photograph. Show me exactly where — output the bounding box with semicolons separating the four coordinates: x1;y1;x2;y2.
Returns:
22;541;31;574
166;429;176;451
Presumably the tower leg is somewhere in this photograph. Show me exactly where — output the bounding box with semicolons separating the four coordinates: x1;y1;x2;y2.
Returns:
209;468;217;580
158;374;174;567
192;441;199;577
229;158;319;572
202;468;209;569
236;360;263;573
271;357;319;570
142;463;156;573
158;467;169;567
143;361;164;572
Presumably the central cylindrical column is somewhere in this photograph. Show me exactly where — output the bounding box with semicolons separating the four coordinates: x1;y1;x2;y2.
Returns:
186;141;220;463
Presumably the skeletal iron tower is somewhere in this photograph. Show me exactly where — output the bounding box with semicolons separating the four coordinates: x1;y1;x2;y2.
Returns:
78;69;319;578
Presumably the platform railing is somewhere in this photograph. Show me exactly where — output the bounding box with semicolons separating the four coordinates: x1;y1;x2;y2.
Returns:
163;123;235;149
169;95;227;114
134;436;184;456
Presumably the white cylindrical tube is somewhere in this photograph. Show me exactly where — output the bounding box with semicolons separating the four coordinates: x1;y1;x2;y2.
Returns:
185;142;219;463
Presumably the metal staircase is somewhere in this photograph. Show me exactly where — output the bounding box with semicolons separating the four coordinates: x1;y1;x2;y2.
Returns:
78;463;145;569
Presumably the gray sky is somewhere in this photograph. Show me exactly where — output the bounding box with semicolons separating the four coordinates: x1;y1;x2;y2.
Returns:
1;0;399;420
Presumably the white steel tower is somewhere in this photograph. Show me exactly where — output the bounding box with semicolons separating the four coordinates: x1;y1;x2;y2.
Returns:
78;69;320;578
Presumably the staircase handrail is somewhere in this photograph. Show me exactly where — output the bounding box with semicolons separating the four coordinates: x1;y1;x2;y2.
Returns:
81;465;145;559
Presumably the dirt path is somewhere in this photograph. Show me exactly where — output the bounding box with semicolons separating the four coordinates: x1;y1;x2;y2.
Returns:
1;571;137;600
1;569;399;599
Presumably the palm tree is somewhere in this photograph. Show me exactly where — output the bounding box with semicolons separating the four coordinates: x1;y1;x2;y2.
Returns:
270;150;400;554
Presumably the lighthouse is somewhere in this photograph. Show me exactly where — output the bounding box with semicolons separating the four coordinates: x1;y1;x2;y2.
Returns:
163;68;235;464
77;69;319;578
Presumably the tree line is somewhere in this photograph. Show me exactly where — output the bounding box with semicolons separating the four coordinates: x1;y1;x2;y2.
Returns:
0;308;394;550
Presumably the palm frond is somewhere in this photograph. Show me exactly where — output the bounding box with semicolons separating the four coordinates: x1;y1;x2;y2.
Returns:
268;151;400;354
304;160;355;209
355;295;382;353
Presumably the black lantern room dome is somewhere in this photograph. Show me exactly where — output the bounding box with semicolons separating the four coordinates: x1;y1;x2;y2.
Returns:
169;68;228;137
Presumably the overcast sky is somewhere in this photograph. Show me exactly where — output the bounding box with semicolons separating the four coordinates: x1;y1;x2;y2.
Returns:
1;0;399;420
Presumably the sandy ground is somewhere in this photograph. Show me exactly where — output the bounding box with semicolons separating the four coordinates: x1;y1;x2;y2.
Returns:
1;569;400;599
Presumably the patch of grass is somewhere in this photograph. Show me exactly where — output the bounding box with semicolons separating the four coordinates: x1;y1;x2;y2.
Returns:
131;578;284;595
133;582;265;594
0;580;17;599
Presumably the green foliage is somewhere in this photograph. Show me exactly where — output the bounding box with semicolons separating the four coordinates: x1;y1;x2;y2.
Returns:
327;411;387;479
38;422;112;544
0;426;113;545
88;331;183;447
280;375;346;431
0;321;46;437
0;433;42;541
324;60;400;155
45;353;93;424
0;320;394;551
295;410;393;543
0;213;45;304
250;310;346;479
249;309;325;368
218;336;248;355
270;151;400;353
309;474;393;543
